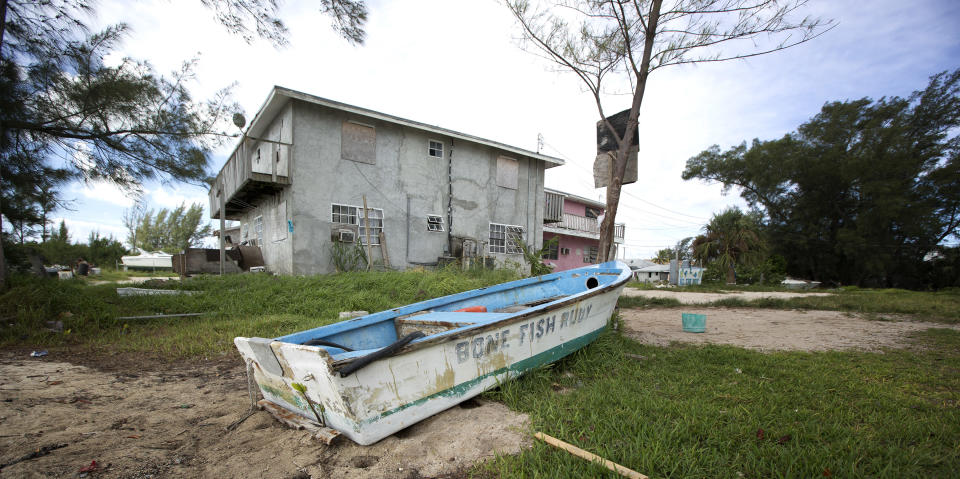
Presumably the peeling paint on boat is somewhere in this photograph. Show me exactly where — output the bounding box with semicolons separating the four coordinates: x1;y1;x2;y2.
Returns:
234;261;631;445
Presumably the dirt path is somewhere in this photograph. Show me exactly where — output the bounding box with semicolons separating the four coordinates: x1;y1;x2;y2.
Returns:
0;358;529;478
622;288;833;303
621;307;959;352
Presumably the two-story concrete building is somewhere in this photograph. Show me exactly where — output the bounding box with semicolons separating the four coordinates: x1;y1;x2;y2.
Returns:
541;188;625;272
208;87;564;275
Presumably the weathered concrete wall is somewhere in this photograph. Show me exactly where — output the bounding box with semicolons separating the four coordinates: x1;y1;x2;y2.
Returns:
236;191;293;274
449;141;543;267
287;100;545;275
234;103;295;274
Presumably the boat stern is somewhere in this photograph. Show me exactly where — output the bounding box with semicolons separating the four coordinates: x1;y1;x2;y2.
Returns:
234;337;346;423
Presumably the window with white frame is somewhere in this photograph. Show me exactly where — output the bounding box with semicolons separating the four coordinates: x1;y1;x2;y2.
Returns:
254;216;264;246
584;246;598;263
358;207;383;245
428;140;443;159
331;203;383;245
489;223;524;254
427;214;444;232
331;204;358;224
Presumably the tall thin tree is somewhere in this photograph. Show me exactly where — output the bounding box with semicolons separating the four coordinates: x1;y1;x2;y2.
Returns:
506;0;831;262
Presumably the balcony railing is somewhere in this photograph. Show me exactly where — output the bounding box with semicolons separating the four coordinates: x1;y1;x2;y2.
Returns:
209;139;291;220
547;213;625;242
544;191;564;223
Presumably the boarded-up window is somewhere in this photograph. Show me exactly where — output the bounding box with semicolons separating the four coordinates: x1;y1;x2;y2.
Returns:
342;121;376;164
496;156;518;189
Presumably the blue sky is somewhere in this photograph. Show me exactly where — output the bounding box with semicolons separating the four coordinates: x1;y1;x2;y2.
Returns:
45;0;960;258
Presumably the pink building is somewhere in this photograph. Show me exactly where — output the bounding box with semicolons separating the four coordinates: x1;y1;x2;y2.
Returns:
542;188;625;271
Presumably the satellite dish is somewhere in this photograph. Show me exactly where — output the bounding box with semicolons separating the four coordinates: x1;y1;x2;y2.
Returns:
232;113;247;129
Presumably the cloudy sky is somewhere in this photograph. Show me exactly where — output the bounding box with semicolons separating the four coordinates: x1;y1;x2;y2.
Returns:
58;0;960;259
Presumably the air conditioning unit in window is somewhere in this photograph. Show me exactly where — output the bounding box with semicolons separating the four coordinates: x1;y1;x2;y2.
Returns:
338;230;356;243
560;248;571;255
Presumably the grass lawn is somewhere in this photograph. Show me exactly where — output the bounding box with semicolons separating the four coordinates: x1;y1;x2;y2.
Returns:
481;327;960;478
1;272;957;477
0;268;517;357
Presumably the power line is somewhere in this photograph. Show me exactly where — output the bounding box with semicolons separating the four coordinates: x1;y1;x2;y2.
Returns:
540;139;711;223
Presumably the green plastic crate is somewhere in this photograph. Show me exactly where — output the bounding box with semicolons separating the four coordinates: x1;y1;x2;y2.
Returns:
681;313;706;333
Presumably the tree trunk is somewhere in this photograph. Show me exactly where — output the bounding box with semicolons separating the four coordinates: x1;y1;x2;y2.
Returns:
726;264;736;285
598;0;663;262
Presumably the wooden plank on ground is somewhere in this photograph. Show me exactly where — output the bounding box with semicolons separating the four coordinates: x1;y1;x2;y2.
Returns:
257;399;341;445
534;432;647;479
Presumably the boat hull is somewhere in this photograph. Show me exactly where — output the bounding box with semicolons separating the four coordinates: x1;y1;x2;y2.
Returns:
235;263;630;445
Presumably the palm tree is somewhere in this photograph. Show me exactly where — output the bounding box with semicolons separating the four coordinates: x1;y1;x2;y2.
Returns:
693;208;765;284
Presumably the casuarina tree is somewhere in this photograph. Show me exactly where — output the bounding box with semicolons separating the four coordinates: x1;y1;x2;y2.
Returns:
0;0;370;287
683;70;960;287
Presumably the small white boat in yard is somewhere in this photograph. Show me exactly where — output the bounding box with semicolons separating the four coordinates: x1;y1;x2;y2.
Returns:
234;260;632;445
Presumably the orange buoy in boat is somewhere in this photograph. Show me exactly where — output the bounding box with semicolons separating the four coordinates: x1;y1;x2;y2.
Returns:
454;305;487;313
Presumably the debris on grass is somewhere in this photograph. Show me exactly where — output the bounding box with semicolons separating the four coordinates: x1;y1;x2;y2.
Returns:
534;432;647;479
116;287;199;296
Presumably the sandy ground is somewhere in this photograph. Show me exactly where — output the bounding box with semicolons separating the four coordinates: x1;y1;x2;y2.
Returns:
0;357;530;478
3;292;949;477
621;307;960;351
622;288;833;303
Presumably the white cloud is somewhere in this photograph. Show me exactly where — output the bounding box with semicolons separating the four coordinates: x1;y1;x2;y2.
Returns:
148;185;209;211
73;181;137;208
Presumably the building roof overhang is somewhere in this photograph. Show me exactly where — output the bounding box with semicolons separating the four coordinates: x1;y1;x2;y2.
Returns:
233;86;565;169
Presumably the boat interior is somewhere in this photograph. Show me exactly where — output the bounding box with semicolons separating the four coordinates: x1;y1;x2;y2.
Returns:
274;264;627;362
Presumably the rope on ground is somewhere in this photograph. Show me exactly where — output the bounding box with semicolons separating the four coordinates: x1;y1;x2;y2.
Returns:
225;360;258;432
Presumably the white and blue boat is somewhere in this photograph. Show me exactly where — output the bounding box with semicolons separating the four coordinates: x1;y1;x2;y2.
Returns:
234;260;632;445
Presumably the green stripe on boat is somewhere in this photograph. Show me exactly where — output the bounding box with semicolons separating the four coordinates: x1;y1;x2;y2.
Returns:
361;326;605;425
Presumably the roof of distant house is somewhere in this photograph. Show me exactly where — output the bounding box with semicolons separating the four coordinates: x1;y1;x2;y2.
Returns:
623;258;657;270
636;264;671;273
237;86;565;168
